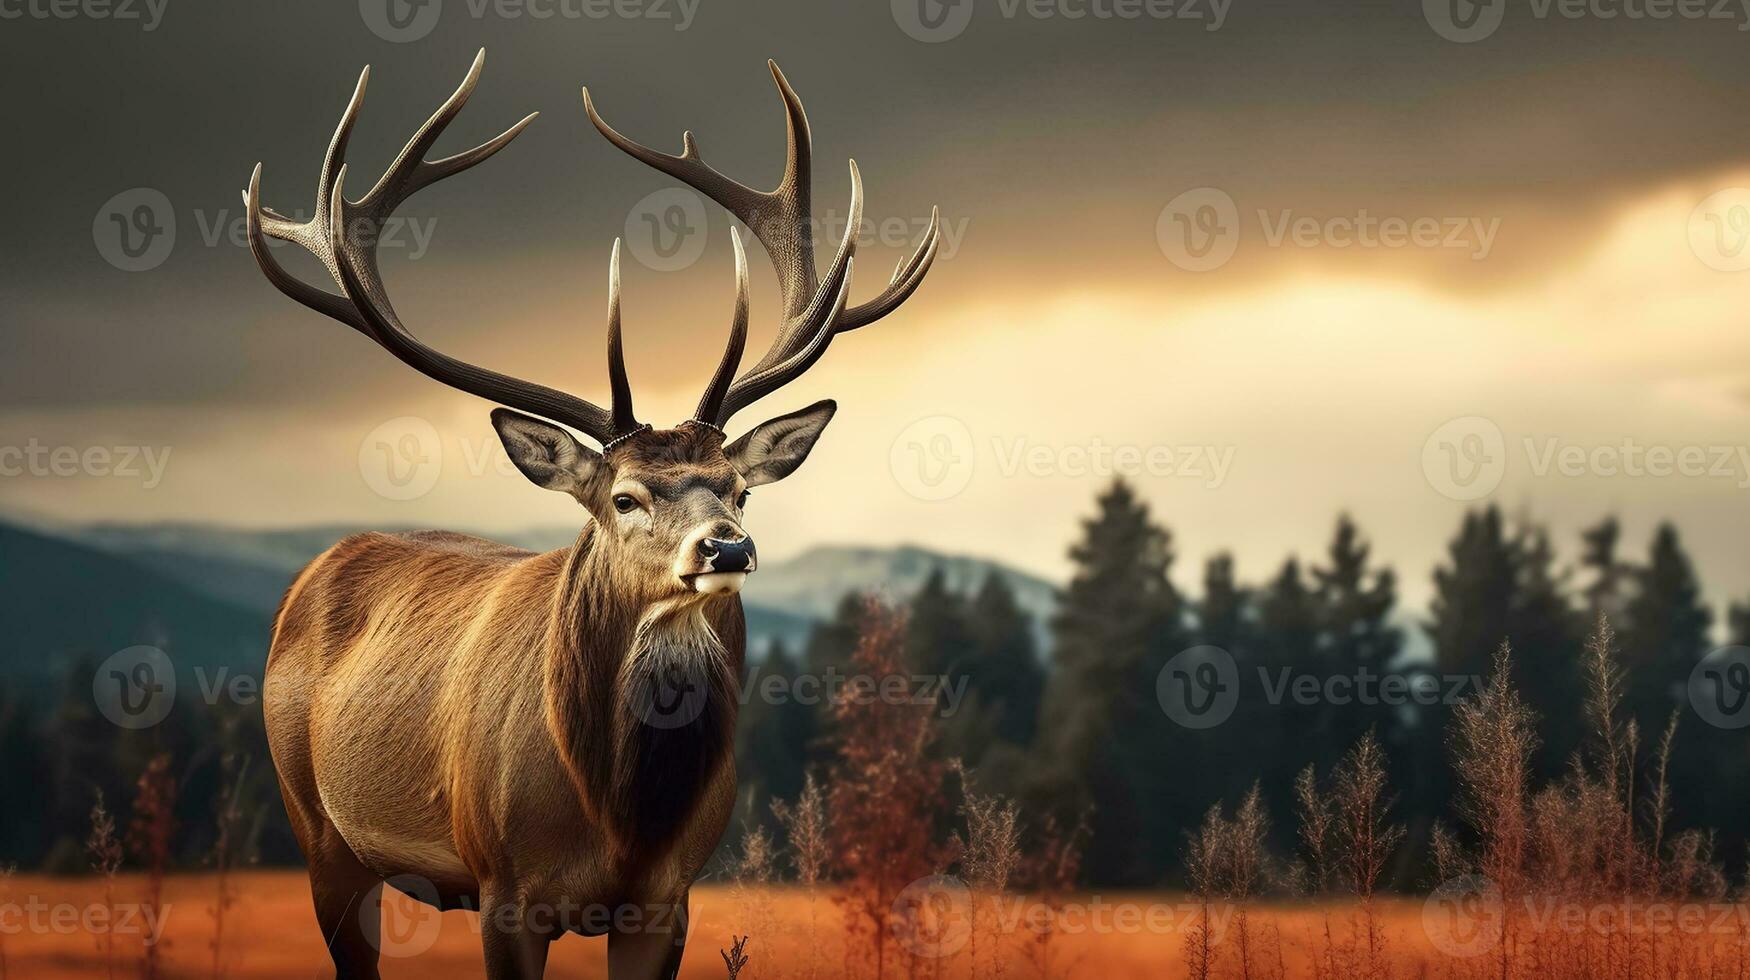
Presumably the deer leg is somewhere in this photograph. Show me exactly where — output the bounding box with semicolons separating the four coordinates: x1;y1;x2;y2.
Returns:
606;893;688;980
302;829;386;980
478;885;554;980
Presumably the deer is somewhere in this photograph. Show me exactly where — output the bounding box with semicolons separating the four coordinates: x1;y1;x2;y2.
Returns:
244;50;939;979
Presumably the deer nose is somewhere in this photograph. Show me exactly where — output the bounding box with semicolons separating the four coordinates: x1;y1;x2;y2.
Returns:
698;536;756;574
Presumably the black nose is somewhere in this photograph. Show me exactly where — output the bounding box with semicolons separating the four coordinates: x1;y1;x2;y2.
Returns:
698;536;756;573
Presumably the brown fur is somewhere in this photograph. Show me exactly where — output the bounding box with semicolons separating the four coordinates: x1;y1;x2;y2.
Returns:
265;427;750;978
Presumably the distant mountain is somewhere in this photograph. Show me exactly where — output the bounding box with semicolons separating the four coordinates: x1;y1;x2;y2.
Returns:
69;522;577;612
0;523;266;696
4;521;1057;673
741;543;1059;645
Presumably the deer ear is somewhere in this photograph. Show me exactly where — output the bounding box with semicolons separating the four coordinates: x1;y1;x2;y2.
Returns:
725;399;837;488
491;409;602;496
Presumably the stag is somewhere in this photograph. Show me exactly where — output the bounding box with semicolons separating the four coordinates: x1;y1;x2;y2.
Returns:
245;51;938;979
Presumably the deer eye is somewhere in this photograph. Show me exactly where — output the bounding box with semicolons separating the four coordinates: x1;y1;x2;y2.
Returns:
613;494;639;514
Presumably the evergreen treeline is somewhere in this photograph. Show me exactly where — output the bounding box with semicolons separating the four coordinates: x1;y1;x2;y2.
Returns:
740;482;1750;888
4;479;1747;890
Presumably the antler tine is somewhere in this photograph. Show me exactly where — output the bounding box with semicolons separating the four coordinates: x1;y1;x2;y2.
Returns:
692;227;751;427
245;50;623;444
840;205;942;332
586;62;938;428
360;49;539;211
712;161;861;424
582;60;816;323
717;255;855;423
605;240;642;437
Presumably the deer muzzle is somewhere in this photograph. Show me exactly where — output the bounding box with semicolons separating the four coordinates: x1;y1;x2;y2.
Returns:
678;531;757;595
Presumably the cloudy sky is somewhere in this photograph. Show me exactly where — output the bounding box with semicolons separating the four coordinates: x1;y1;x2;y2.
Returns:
5;0;1750;615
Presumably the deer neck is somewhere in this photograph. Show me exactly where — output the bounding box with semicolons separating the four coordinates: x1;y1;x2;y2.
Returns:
543;524;742;865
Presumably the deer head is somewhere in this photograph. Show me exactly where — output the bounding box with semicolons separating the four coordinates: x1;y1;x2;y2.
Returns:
244;51;939;602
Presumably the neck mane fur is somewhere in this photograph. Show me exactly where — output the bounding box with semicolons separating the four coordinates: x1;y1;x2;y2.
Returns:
544;526;741;866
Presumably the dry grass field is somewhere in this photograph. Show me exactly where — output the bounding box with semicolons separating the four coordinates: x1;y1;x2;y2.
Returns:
12;869;1750;980
0;870;1439;979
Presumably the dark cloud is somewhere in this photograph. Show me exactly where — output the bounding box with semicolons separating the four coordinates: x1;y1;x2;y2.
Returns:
6;0;1750;409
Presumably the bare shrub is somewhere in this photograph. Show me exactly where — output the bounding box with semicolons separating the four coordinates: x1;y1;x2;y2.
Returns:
772;771;832;980
949;760;1022;980
827;600;950;979
128;752;176;980
86;788;123;980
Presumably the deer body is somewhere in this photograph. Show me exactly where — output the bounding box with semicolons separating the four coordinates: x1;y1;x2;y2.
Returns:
244;50;938;979
267;528;741;947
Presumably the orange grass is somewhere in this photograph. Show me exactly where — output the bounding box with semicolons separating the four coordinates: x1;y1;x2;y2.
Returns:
13;871;1744;979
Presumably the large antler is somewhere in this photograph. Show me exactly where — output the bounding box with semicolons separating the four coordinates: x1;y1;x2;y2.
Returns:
245;49;642;445
584;61;941;428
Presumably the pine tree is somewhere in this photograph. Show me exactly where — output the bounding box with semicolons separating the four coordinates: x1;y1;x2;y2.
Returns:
1312;516;1404;777
1581;516;1627;623
736;638;817;814
1429;507;1518;681
906;566;973;680
964;571;1045;750
1257;558;1319;674
1620;524;1712;733
1039;480;1184;885
1196;553;1252;655
1730;597;1750;647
